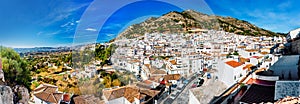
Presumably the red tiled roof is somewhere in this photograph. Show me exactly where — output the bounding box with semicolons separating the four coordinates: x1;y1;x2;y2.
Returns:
260;51;269;55
239;84;275;103
103;86;140;103
225;60;243;68
160;80;167;85
243;64;253;71
240;57;250;63
245;49;259;52
163;74;181;81
62;94;71;102
73;95;103;104
34;84;57;93
144;64;151;69
170;60;177;65
143;80;152;85
34;92;63;103
33;84;63;103
246;78;275;86
140;89;160;97
151;69;167;75
149;76;164;83
251;56;259;59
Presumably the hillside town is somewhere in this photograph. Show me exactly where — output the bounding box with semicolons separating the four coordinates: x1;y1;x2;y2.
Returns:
1;27;299;104
103;28;289;104
2;0;300;104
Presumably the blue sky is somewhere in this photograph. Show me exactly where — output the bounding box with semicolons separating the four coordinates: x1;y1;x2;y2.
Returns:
0;0;299;48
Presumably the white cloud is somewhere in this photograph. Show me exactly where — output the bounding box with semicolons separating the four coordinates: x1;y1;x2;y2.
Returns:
60;22;70;27
37;32;43;36
46;30;61;36
38;3;90;26
278;1;291;10
107;34;114;37
85;28;97;32
36;30;61;37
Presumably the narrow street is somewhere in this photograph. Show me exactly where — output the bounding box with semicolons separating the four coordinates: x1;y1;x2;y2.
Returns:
159;74;198;104
172;77;198;104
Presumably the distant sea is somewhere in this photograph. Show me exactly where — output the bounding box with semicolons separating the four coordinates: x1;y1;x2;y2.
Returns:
14;47;71;53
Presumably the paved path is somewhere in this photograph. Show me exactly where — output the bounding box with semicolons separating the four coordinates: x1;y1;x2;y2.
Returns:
172;77;198;104
160;74;197;104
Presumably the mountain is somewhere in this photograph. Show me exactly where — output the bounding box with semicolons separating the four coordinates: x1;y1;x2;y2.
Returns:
117;10;282;39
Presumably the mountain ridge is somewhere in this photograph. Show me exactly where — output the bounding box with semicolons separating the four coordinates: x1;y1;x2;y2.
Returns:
116;9;286;39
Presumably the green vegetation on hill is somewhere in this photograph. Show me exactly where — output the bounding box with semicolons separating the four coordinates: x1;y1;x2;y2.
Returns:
0;46;31;89
117;10;283;39
218;18;278;37
95;44;117;66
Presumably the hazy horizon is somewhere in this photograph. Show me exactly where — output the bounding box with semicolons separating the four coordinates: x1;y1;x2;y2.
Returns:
1;0;299;48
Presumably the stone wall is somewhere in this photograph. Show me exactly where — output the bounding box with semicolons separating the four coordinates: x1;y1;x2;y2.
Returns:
291;39;300;54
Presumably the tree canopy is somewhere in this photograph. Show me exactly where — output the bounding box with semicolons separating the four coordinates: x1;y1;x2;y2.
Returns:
0;46;31;89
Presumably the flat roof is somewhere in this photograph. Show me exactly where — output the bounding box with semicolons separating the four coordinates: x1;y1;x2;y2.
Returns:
269;55;300;80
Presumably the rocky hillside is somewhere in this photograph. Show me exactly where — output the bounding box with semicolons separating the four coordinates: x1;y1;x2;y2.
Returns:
117;10;281;39
0;85;13;104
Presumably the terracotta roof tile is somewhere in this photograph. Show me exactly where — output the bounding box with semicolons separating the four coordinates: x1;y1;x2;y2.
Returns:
143;80;152;85
124;86;140;102
170;60;177;65
237;46;246;48
34;84;57;93
243;64;253;71
149;76;163;83
62;94;71;102
73;95;103;104
260;51;269;55
245;49;259;52
144;64;151;69
33;84;63;103
246;78;275;86
164;74;181;81
239;84;275;103
225;60;243;68
239;57;250;63
34;92;63;103
103;86;140;103
140;89;160;97
251;56;263;59
151;69;167;75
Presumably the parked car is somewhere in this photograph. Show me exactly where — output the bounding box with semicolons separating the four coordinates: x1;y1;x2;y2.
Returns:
191;81;198;88
169;91;177;99
207;73;211;79
183;80;189;84
170;94;176;99
197;79;204;87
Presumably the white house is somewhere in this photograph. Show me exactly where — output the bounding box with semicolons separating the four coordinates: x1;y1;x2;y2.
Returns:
126;60;141;76
217;60;246;87
165;57;189;76
239;49;259;58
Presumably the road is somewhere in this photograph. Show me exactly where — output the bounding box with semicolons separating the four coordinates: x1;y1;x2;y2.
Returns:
159;74;198;104
172;77;198;104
